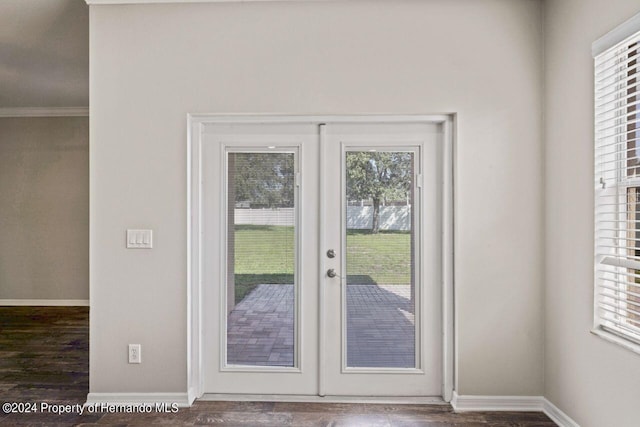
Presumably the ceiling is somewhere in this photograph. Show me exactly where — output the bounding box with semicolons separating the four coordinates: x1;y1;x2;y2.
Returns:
0;0;89;108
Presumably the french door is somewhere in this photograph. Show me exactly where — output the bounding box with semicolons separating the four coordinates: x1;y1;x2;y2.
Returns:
322;122;442;396
199;117;446;398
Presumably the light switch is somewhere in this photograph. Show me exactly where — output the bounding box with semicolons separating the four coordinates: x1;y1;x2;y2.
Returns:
127;229;153;249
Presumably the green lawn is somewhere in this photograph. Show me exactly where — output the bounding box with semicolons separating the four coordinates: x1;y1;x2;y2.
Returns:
234;225;295;303
233;225;411;304
345;229;411;285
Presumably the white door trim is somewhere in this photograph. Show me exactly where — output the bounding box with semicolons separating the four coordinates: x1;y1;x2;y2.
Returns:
318;123;327;397
187;114;455;402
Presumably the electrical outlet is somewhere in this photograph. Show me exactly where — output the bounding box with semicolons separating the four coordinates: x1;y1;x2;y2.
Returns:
128;344;141;364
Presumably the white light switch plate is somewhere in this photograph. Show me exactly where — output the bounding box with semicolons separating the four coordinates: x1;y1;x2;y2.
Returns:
127;229;153;249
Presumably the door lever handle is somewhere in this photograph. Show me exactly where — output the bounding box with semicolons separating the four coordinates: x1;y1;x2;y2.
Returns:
327;269;337;278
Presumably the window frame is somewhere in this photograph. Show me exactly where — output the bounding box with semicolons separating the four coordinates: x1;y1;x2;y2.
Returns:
593;12;640;354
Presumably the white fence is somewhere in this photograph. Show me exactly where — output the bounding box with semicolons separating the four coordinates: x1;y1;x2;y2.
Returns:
234;208;294;226
346;206;411;231
234;206;411;231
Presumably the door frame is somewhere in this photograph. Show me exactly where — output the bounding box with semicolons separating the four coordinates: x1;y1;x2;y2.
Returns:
187;114;455;403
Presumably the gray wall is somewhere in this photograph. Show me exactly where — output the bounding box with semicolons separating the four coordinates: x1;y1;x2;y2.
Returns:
0;117;89;301
544;1;640;426
89;0;543;395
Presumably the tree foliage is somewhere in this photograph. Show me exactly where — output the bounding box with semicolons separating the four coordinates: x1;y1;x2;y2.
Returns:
346;152;413;233
230;151;413;232
231;153;295;208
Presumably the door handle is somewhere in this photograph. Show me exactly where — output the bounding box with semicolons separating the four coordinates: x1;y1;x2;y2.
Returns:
327;269;337;278
326;249;336;259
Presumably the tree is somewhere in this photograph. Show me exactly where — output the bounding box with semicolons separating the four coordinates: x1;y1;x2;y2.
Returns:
346;152;413;233
231;153;294;208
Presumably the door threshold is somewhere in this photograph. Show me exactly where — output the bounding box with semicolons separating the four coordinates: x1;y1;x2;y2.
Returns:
198;394;446;405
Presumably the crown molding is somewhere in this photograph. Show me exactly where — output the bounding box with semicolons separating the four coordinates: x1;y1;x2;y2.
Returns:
0;107;89;118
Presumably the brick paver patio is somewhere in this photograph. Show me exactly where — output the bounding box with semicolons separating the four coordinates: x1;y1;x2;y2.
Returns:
226;284;295;366
227;283;415;368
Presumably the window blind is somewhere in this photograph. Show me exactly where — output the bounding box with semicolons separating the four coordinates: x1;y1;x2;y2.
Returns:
595;29;640;344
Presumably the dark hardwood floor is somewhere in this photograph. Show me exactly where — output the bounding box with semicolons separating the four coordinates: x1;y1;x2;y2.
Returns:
0;307;557;426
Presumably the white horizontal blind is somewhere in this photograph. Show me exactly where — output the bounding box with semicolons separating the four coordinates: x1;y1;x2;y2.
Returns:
595;28;640;344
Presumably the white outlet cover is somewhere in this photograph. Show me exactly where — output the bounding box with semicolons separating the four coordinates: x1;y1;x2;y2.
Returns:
128;344;141;364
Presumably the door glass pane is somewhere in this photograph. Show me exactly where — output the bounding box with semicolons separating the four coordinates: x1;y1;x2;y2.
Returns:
345;151;416;368
226;152;296;367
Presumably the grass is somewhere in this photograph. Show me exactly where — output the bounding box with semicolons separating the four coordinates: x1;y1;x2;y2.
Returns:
345;229;411;285
232;225;411;304
234;225;294;303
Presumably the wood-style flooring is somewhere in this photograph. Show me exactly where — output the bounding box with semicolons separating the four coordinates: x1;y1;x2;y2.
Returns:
0;307;557;426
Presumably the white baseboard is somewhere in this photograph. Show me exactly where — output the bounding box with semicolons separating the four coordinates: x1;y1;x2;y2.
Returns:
86;393;192;408
0;299;89;306
543;398;580;427
187;387;198;405
451;392;579;426
451;392;543;412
